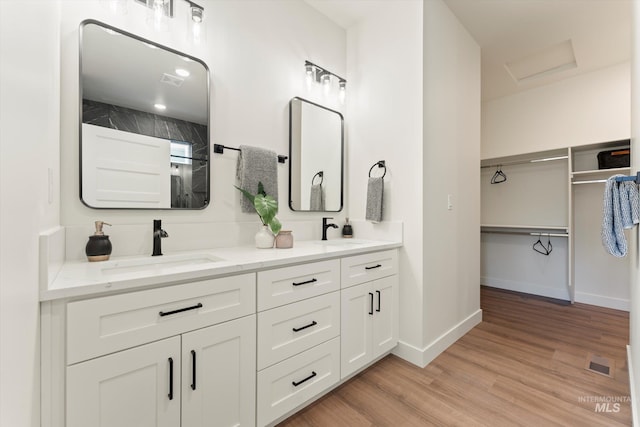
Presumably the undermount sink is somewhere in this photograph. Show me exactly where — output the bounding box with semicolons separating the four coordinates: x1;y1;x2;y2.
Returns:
315;239;369;246
100;253;225;275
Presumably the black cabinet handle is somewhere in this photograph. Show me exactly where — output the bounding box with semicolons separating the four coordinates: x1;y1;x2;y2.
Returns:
292;320;317;332
159;303;203;317
376;290;381;312
191;350;197;391
292;278;317;286
365;264;382;270
292;371;317;387
369;292;374;315
168;357;174;400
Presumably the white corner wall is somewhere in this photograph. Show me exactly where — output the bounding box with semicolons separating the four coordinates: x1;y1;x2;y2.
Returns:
482;62;631;159
0;1;61;426
629;1;640;423
345;1;425;362
421;0;481;364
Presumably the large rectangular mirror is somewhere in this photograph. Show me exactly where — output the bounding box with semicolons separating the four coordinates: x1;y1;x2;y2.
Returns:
289;97;343;212
80;20;210;209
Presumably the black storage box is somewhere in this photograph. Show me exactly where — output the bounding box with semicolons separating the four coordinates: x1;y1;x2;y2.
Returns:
597;149;630;169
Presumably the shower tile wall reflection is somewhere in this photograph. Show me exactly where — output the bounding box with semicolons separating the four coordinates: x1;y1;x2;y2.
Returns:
83;99;208;208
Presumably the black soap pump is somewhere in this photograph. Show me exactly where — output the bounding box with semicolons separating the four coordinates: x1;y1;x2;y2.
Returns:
342;217;353;238
86;221;112;262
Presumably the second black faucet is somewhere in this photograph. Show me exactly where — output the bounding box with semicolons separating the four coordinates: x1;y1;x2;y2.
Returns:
322;217;339;241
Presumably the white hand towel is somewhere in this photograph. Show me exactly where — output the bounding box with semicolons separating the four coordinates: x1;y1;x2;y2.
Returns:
310;184;324;211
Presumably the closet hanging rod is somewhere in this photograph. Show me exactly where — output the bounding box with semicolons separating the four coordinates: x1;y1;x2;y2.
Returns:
213;143;288;163
481;155;568;169
572;179;607;185
481;230;568;238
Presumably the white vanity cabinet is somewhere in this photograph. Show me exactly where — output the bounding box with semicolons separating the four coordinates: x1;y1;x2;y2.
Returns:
255;260;342;426
62;273;256;427
340;250;399;379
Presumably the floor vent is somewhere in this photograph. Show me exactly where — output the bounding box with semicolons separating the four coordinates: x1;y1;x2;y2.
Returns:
585;353;614;378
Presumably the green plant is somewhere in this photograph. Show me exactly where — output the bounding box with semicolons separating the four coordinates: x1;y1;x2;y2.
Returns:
235;182;282;235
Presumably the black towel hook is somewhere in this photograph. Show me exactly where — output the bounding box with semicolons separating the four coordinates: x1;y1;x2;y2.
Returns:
369;160;386;179
312;171;324;186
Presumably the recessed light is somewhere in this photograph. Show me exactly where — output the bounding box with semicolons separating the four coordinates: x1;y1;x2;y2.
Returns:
175;68;190;77
154;103;167;110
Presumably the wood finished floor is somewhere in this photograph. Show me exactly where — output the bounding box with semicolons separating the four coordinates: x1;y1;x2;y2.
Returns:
278;286;631;426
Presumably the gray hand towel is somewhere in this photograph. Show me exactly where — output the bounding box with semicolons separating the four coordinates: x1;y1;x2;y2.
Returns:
365;177;384;222
236;145;278;213
310;184;324;211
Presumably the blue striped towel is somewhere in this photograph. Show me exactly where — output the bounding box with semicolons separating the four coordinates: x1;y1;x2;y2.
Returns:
602;175;640;257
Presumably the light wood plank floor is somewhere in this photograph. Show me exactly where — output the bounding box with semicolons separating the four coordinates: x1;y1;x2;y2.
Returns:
278;286;631;426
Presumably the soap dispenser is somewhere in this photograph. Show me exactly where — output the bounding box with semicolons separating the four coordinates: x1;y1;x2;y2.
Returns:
342;218;353;238
86;221;112;262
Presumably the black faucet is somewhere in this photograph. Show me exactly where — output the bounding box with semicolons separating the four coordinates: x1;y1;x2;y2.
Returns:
322;217;339;241
152;219;169;256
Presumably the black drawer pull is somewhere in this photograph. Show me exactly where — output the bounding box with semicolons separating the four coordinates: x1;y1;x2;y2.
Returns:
168;357;174;400
292;320;317;332
369;292;374;315
292;278;317;286
376;290;381;312
159;303;203;317
292;371;317;387
365;264;382;270
191;350;197;390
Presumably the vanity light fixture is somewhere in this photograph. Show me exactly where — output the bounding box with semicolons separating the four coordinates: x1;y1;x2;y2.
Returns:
304;60;347;100
184;0;205;44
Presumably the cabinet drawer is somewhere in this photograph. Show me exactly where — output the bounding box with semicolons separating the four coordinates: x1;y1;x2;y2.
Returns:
67;273;255;365
257;337;340;426
257;259;340;311
257;292;340;370
341;250;398;288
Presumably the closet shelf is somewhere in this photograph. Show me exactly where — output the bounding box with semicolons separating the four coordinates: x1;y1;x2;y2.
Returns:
571;167;630;178
481;224;568;232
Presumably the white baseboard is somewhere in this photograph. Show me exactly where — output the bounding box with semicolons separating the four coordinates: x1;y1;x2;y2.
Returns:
628;345;638;426
393;309;483;368
482;277;570;301
575;292;630;312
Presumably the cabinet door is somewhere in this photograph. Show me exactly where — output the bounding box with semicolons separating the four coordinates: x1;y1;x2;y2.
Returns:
66;336;180;427
340;282;373;379
372;276;398;358
181;315;256;427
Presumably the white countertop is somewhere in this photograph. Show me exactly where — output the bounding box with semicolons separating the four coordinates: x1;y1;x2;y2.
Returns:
41;239;402;301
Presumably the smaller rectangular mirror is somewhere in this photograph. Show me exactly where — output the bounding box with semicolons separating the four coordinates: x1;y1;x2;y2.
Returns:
289;97;344;212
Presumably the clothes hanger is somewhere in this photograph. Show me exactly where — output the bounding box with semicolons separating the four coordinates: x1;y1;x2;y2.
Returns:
532;233;553;255
490;165;507;184
533;233;551;256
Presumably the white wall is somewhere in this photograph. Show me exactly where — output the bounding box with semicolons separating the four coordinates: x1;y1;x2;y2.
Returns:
629;1;640;423
0;1;61;426
59;0;347;254
346;1;425;361
346;0;481;367
421;0;481;362
482;62;631;159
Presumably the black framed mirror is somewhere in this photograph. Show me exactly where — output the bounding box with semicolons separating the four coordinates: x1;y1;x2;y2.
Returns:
288;97;344;212
79;20;210;209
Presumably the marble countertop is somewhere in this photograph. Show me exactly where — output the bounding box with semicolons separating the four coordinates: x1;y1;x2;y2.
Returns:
41;239;402;301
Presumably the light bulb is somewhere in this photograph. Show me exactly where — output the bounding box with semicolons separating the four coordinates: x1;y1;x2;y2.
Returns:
175;68;190;77
154;103;167;111
321;72;331;95
339;80;346;104
305;65;314;91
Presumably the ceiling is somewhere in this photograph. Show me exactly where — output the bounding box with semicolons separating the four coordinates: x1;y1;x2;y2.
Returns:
305;0;632;101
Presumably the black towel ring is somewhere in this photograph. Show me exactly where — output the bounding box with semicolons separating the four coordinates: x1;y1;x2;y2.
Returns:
368;160;386;179
312;171;324;186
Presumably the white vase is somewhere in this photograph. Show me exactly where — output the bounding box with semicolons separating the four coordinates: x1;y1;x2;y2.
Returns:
255;225;274;249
